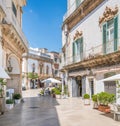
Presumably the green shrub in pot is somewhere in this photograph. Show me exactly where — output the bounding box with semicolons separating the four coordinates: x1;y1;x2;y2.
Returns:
84;94;90;99
13;94;21;100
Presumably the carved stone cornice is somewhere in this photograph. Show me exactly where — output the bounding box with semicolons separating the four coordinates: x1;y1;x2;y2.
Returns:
73;30;82;41
62;0;104;31
2;24;26;54
99;6;118;25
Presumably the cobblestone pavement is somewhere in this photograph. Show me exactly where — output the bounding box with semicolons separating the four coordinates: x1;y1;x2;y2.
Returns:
0;89;120;126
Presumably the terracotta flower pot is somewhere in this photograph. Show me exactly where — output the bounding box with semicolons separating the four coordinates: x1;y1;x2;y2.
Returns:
98;105;110;113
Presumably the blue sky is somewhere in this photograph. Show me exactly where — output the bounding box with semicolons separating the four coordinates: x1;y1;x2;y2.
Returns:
22;0;67;52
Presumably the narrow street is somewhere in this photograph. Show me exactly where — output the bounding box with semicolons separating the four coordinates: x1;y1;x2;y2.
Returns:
0;89;120;126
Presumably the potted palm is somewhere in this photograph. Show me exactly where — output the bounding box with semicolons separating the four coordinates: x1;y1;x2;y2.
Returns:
92;94;98;109
13;93;21;104
97;92;115;113
6;99;14;110
84;94;90;105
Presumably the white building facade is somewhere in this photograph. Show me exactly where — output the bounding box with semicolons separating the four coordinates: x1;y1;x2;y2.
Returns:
48;52;61;79
61;0;120;99
22;48;53;89
0;0;28;94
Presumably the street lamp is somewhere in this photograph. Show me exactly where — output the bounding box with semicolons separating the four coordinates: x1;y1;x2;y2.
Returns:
7;58;13;72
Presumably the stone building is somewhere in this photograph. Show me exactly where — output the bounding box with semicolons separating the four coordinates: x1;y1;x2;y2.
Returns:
0;0;28;94
48;51;61;79
61;0;120;99
22;48;53;89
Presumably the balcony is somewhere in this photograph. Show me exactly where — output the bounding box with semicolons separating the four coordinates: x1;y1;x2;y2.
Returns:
0;0;28;49
62;38;120;70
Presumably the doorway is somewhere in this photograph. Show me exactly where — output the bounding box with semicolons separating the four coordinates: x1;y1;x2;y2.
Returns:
76;76;82;97
89;78;94;97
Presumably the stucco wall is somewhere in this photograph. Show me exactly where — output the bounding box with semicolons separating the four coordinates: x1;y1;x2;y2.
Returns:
63;0;120;61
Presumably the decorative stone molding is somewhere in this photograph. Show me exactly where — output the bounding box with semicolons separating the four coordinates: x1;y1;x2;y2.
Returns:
73;30;82;41
99;6;118;25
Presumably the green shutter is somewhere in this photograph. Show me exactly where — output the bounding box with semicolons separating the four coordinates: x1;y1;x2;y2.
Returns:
80;37;83;60
73;42;75;62
114;16;118;51
103;23;107;54
76;0;81;7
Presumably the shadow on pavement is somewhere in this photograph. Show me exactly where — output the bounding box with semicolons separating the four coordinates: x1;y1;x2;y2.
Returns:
100;113;113;119
0;96;60;126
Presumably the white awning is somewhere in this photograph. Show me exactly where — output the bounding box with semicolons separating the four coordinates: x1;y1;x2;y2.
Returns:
42;78;61;84
0;66;10;79
101;74;120;82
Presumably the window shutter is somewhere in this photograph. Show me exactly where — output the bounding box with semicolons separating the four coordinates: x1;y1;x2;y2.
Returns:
80;37;83;53
80;37;83;60
103;23;107;54
114;16;118;51
76;0;81;7
73;42;75;62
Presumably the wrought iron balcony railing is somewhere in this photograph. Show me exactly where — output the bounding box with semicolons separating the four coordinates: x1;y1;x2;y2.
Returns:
61;38;120;67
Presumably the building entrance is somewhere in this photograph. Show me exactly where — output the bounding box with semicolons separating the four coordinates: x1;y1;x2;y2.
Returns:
76;76;82;97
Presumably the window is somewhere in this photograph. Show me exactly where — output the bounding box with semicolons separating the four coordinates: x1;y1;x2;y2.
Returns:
46;66;49;75
103;16;118;54
12;2;17;17
73;37;83;62
54;58;57;62
32;63;35;73
40;64;43;74
55;70;58;75
76;0;81;8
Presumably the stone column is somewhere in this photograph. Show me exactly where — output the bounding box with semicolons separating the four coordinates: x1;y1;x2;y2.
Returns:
0;26;3;67
23;57;28;89
61;73;65;94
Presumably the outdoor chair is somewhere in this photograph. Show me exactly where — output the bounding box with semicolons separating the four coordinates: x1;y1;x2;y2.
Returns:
112;103;120;121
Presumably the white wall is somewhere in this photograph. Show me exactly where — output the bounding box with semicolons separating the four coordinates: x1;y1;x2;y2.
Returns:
96;74;105;93
28;59;38;73
66;0;120;60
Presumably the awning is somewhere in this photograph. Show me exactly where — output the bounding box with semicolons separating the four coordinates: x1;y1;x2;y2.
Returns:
0;66;10;79
101;74;120;82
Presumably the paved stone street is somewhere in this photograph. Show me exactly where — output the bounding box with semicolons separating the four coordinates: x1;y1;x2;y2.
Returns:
0;89;120;126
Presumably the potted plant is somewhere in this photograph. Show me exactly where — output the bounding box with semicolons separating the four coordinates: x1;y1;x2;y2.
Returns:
13;93;21;104
84;94;90;105
97;92;115;113
51;88;56;98
40;90;44;96
6;99;14;110
92;94;98;109
0;79;6;114
55;88;61;99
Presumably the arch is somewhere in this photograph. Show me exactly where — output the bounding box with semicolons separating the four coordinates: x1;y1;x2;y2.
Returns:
7;54;20;74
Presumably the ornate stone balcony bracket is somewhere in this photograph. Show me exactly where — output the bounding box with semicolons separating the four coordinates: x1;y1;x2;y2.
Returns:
99;6;118;25
73;30;83;41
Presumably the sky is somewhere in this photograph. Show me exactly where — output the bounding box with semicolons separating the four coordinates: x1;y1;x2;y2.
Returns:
22;0;67;52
